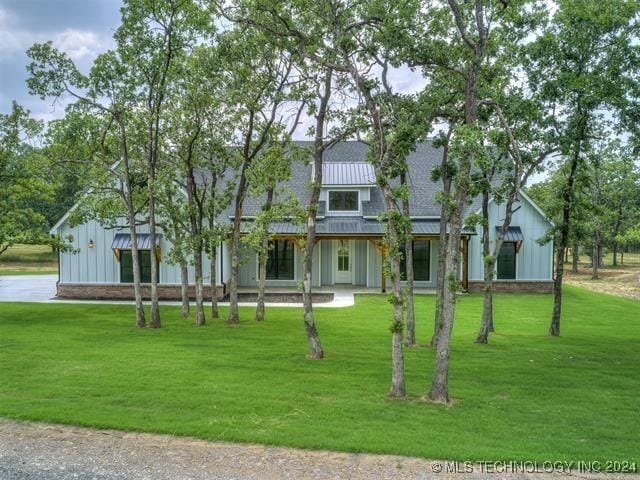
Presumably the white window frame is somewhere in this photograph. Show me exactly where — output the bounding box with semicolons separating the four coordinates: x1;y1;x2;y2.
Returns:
327;190;361;215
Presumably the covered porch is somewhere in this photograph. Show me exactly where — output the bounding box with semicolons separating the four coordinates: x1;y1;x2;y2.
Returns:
237;218;471;293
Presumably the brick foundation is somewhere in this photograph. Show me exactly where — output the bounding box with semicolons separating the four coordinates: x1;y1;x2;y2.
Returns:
56;283;227;301
235;292;334;303
467;280;554;293
55;283;334;303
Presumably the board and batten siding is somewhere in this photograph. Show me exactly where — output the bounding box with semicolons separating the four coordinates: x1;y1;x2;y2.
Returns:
468;194;553;281
57;219;225;285
366;239;439;289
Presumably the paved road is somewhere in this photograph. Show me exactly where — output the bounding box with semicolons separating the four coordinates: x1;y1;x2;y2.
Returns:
0;419;634;480
0;275;57;302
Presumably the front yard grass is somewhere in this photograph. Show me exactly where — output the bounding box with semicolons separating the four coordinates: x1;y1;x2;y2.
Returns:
0;286;638;463
0;244;57;275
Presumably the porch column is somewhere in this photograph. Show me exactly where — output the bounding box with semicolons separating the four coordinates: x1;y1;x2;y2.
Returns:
368;240;386;293
462;236;469;292
380;245;386;293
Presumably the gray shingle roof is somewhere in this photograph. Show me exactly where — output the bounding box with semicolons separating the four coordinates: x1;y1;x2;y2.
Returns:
218;140;484;221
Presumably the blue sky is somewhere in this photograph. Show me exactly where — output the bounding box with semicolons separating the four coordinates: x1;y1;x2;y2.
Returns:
0;0;122;120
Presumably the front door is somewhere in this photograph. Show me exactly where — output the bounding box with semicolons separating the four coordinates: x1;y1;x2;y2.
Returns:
335;240;352;284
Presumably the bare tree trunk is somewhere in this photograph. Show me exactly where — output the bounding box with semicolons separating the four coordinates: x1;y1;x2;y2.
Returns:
612;213;622;266
476;191;493;344
207;178;219;320
119;125;145;328
429;206;464;404
591;235;599;280
180;260;189;318
228;168;249;325
349;68;406;397
301;70;332;360
256;188;274;322
598;245;603;268
382;188;406;398
148;198;161;328
432;128;453;347
210;246;219;319
428;2;488;401
256;240;267;321
194;249;205;326
401;173;416;347
127;212;146;328
185;159;206;326
564;247;569;264
572;242;579;273
550;148;580;336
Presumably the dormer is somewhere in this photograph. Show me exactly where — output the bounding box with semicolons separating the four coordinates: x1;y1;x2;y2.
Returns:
316;162;376;217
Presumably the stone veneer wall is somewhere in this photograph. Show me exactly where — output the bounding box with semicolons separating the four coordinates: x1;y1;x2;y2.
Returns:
56;283;226;301
55;283;335;303
467;280;553;293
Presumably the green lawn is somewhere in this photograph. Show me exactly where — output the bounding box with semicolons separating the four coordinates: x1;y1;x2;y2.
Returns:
0;244;57;275
0;287;638;463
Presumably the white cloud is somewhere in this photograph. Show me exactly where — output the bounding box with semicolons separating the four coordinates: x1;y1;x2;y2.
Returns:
0;5;109;62
53;29;105;61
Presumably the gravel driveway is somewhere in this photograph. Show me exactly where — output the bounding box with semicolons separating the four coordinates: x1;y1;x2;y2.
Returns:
0;419;635;480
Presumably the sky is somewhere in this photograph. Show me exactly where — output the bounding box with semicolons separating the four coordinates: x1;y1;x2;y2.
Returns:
0;0;428;126
0;0;122;121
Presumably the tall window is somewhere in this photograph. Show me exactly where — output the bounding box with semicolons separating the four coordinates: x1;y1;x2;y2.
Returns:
400;240;430;281
266;240;295;280
120;250;157;283
337;240;349;271
497;242;517;279
328;190;359;211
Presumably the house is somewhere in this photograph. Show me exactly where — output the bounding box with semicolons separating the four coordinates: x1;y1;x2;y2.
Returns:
49;141;554;299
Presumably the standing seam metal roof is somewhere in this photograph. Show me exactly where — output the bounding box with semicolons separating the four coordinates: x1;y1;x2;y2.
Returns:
495;226;524;242
111;233;162;250
322;162;376;185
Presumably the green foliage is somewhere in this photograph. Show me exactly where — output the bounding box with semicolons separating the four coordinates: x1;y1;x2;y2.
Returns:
0;102;59;256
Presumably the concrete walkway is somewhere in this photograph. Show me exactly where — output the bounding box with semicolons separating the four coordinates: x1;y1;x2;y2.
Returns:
0;275;57;302
0;275;438;308
0;419;627;480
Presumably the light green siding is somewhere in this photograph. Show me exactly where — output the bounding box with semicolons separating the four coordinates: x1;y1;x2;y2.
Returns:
57;219;224;285
468;193;553;281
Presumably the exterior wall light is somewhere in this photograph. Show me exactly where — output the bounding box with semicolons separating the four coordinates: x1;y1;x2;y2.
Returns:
88;239;95;249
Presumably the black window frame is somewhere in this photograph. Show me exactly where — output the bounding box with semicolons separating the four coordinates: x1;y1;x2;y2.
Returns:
328;190;359;212
497;242;517;280
400;240;431;282
266;240;295;280
119;250;158;284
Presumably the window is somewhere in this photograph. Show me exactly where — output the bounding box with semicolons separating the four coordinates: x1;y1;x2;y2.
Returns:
337;241;349;271
328;190;359;211
120;250;157;283
497;242;517;280
400;240;430;281
266;240;295;280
